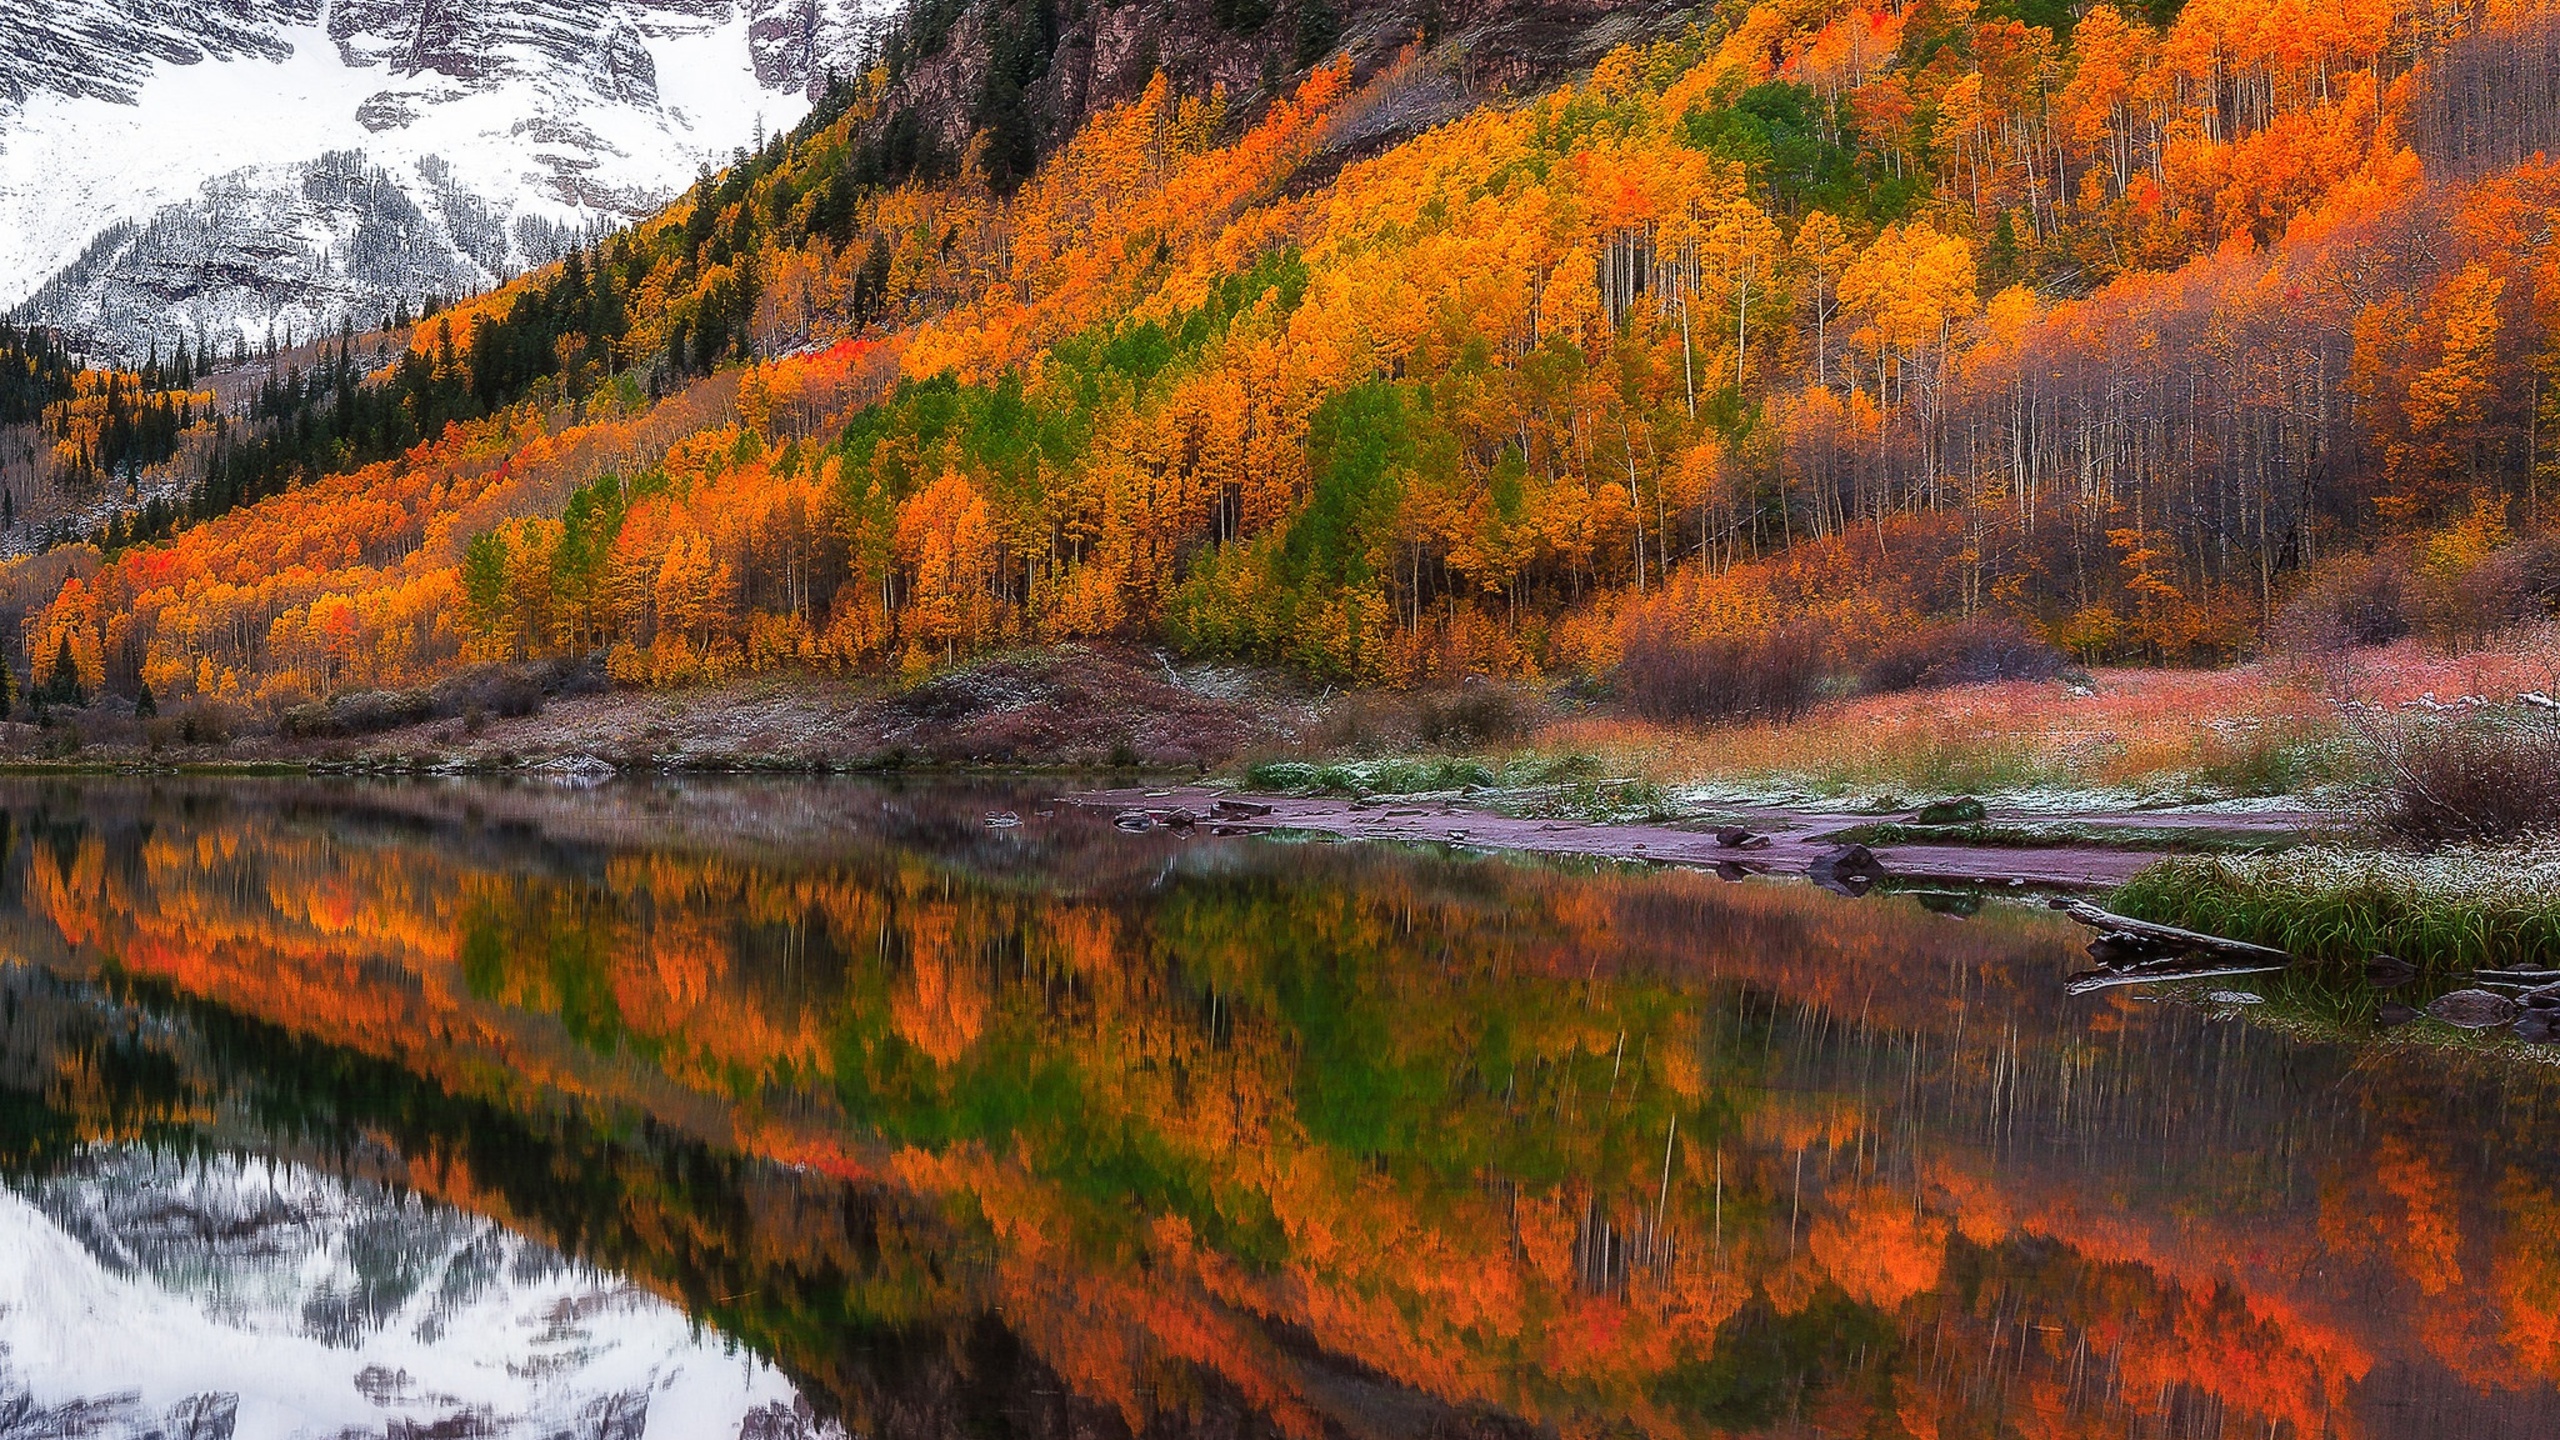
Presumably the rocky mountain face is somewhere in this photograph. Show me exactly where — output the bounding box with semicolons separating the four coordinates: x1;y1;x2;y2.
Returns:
865;0;1671;193
0;0;889;361
1;0;1665;364
0;1146;840;1438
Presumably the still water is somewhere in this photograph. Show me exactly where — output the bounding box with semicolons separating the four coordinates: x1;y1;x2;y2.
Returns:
0;777;2555;1439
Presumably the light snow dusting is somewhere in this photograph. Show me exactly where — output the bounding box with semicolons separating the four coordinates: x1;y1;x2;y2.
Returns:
0;0;891;360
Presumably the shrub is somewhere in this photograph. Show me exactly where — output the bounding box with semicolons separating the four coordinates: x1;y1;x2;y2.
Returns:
2413;536;2560;652
1416;683;1528;748
174;703;234;747
1307;692;1410;754
2271;549;2411;655
2360;711;2560;848
277;656;600;739
1860;617;2063;694
437;667;545;720
1613;619;1824;724
1242;756;1496;794
282;688;438;738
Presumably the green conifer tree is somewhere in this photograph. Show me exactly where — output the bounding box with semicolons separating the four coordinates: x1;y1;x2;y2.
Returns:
46;636;82;707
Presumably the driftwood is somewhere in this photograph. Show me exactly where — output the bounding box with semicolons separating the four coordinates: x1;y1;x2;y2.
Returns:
2065;961;2288;995
2051;900;2290;965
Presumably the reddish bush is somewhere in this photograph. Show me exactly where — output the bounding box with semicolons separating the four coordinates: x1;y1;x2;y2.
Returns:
1859;617;2064;694
2273;550;2412;655
2414;538;2560;652
1416;682;1529;747
1613;621;1825;724
2365;713;2560;847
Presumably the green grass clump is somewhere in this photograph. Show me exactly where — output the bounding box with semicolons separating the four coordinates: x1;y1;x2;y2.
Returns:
1244;757;1498;794
2112;845;2560;973
1240;751;1671;821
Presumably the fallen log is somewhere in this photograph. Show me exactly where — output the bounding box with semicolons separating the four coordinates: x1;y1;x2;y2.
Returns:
2065;961;2287;995
2051;900;2289;965
2086;932;2181;966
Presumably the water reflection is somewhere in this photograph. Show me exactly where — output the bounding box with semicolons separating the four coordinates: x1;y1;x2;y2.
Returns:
0;776;2553;1439
0;1145;825;1438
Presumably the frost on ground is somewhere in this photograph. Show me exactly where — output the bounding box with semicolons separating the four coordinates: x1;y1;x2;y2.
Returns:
0;1145;838;1439
2151;844;2560;910
2118;843;2560;970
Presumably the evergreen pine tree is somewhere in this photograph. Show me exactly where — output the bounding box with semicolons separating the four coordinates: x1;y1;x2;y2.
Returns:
135;680;156;718
1295;0;1340;67
46;636;82;707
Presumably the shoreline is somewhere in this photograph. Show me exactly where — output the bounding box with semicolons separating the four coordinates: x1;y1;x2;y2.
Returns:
1063;783;2327;891
0;755;2322;893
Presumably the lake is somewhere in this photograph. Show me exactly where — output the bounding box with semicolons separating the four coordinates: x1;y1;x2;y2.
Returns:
0;776;2553;1439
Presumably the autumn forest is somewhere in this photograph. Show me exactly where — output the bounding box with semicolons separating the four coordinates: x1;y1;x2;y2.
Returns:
6;0;2560;717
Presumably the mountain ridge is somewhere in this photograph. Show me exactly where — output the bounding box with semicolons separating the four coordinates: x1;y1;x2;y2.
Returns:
1;0;889;360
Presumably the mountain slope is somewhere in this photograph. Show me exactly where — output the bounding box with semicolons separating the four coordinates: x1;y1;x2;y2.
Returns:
856;0;1669;193
12;0;2560;739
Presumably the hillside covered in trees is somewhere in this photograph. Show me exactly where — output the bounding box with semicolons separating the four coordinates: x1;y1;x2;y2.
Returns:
9;0;2560;729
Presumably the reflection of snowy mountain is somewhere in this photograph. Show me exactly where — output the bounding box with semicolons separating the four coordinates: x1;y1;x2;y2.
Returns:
0;1147;839;1439
0;1;889;361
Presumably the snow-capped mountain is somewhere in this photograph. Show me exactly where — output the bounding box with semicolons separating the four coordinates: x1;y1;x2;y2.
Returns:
0;0;887;362
0;1145;841;1438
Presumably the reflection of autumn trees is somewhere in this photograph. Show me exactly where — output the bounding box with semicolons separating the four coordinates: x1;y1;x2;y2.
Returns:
6;783;2560;1435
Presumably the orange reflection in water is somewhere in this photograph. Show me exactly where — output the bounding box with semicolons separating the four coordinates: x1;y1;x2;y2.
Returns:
2;777;2556;1439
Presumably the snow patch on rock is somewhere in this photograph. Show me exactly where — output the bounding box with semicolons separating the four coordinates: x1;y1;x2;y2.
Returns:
0;2;891;360
0;1145;839;1438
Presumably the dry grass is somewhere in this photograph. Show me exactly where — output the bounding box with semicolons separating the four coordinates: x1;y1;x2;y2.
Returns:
1535;634;2560;803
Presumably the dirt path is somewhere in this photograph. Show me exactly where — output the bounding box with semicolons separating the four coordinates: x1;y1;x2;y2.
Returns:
1066;786;2331;890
